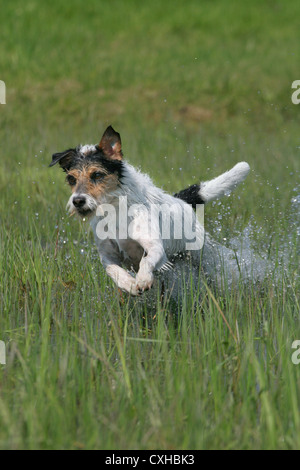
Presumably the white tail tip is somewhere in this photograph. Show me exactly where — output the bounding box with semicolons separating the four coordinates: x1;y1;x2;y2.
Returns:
199;161;250;203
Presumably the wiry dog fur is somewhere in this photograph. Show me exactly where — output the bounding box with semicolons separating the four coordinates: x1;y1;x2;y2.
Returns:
50;126;250;297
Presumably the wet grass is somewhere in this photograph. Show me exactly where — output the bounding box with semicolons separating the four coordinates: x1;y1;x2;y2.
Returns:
0;0;300;449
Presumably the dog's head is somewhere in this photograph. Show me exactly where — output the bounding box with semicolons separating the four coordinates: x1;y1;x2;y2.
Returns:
50;126;124;217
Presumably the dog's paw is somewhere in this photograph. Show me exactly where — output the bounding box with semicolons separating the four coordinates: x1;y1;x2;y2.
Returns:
127;282;141;296
136;270;154;293
119;278;142;297
106;266;142;297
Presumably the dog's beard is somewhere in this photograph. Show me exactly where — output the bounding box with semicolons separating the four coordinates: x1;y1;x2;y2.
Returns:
67;194;98;218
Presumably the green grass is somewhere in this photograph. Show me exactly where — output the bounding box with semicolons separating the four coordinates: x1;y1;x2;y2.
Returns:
0;0;300;450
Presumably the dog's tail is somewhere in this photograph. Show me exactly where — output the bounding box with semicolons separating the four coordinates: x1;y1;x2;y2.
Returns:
174;162;250;208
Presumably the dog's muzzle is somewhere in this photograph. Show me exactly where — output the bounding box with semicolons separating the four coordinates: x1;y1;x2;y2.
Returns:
67;193;98;217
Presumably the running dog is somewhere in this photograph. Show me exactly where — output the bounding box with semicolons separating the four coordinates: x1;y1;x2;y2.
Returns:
50;126;250;296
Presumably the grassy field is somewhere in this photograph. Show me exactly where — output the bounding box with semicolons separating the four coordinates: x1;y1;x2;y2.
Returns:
0;0;299;450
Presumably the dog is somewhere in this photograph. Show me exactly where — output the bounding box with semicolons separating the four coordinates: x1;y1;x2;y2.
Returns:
50;126;250;297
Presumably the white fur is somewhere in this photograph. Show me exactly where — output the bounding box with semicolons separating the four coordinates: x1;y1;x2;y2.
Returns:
79;144;97;155
199;162;250;202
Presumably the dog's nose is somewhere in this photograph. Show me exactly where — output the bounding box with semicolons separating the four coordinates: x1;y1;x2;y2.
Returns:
73;196;86;208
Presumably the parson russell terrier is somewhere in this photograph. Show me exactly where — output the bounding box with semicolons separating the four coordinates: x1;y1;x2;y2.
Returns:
50;126;250;296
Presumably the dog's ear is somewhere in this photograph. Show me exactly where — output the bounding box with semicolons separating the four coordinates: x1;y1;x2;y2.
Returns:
98;126;123;160
49;149;76;171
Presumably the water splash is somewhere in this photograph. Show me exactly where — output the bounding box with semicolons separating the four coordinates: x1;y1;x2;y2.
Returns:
201;186;300;290
290;187;300;238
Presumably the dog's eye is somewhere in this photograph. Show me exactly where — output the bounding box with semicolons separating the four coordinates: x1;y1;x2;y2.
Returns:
67;175;77;186
90;172;105;182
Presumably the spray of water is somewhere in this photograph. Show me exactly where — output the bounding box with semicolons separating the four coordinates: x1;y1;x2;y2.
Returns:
201;186;300;291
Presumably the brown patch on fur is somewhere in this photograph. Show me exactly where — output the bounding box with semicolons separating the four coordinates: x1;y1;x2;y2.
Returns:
67;164;119;198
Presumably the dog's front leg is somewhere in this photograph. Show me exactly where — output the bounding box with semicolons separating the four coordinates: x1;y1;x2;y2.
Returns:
135;240;167;292
129;212;168;293
97;239;140;296
105;263;140;296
